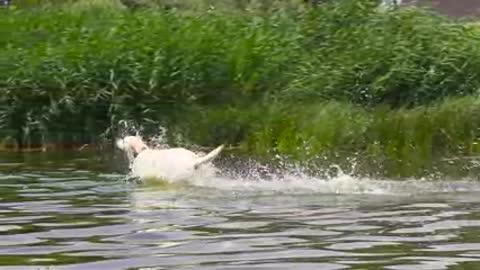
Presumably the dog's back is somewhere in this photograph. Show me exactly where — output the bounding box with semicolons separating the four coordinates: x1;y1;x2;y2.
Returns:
131;146;223;181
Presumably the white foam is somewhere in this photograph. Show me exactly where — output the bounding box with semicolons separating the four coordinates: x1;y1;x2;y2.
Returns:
185;173;480;196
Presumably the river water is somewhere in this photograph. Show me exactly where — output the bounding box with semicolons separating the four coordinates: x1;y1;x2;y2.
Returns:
1;151;480;269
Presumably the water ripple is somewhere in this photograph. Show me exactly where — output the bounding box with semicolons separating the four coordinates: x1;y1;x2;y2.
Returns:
1;153;480;269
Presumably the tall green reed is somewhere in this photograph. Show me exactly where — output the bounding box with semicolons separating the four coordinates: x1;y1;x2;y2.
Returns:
179;97;480;178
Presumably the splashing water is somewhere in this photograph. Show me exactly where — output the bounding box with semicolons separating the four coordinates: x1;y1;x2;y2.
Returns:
114;126;480;197
187;162;480;197
128;148;480;197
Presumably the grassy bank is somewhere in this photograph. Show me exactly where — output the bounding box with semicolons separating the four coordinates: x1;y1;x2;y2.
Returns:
2;0;480;177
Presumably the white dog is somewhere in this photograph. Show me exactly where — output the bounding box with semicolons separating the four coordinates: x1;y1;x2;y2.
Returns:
116;136;224;182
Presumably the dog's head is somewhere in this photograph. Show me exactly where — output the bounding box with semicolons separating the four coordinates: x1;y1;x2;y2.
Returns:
116;136;149;161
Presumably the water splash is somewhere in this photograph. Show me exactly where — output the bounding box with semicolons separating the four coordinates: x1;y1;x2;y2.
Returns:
132;153;480;196
147;127;170;149
189;170;480;196
116;130;480;196
116;120;144;138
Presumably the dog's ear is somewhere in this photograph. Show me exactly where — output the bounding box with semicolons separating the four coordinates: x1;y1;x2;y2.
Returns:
116;138;127;151
116;138;136;164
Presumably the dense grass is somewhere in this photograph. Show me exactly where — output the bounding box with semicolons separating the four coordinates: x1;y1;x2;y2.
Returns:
2;0;480;177
176;96;480;178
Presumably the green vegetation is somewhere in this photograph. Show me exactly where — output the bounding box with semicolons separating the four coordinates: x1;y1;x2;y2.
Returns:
8;0;309;11
2;0;480;177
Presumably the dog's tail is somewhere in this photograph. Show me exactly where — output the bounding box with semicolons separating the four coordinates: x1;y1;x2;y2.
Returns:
194;145;224;169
